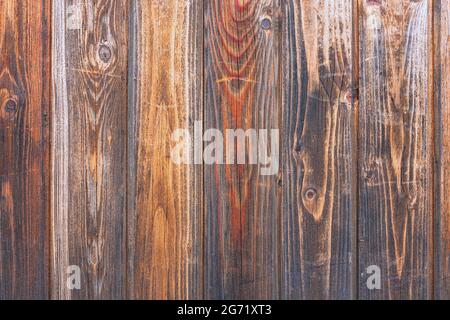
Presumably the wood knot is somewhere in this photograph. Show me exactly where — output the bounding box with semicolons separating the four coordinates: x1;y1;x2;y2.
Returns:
364;171;375;183
277;173;283;188
42;112;48;128
364;162;379;185
4;99;17;113
293;140;303;154
292;142;303;161
345;87;359;103
99;44;112;63
260;17;272;30
304;188;317;200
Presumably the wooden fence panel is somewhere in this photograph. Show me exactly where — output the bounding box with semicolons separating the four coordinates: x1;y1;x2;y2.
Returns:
52;0;129;299
0;0;50;300
358;0;433;299
204;0;282;299
281;0;357;299
1;0;449;301
127;0;203;300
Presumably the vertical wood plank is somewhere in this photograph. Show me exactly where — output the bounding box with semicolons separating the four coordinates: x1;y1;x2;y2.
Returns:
52;0;129;299
435;0;450;300
0;0;51;300
281;0;357;299
358;0;433;299
204;0;281;299
0;0;50;300
127;0;203;299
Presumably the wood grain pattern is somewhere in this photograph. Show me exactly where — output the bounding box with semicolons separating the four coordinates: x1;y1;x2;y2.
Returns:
0;0;50;300
52;0;129;299
281;0;356;300
204;0;281;299
1;0;449;301
358;0;433;299
127;0;203;300
435;0;450;300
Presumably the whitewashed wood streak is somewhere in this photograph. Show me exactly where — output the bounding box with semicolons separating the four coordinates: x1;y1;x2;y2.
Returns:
51;0;70;300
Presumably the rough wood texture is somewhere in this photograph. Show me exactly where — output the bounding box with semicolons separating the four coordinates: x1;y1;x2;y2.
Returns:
204;0;281;299
0;0;50;300
435;0;450;300
127;0;203;300
52;0;129;299
2;0;450;301
281;0;356;299
358;0;433;299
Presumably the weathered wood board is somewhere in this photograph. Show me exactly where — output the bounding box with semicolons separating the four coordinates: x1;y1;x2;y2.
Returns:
0;0;50;300
127;0;203;300
204;0;281;299
358;0;433;299
52;0;129;299
281;0;356;300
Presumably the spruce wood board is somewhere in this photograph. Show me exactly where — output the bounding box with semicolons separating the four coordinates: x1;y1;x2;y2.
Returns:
0;0;448;300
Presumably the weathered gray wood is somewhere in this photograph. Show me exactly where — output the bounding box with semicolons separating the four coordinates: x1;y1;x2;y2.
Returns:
281;0;357;300
51;0;129;299
358;0;433;299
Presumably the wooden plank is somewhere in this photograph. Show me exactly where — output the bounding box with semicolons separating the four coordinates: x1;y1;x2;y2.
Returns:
127;0;203;299
281;0;356;299
358;0;433;299
204;0;281;299
0;0;50;300
435;0;450;300
51;0;129;299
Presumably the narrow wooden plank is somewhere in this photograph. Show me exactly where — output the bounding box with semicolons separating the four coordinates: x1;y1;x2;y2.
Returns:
281;0;356;299
0;0;50;300
435;0;450;300
127;0;203;299
204;0;281;299
358;0;433;299
52;0;129;299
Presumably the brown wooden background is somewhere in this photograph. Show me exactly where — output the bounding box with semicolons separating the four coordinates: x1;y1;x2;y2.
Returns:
0;0;449;300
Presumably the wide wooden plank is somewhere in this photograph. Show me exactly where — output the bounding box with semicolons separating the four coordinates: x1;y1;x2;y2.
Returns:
281;0;356;299
358;0;433;299
204;0;281;299
435;0;450;300
127;0;203;299
0;0;50;300
52;0;129;299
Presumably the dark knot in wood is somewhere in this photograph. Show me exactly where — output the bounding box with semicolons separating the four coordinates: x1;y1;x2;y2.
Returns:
261;18;272;30
99;44;112;63
5;99;17;113
305;188;317;200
